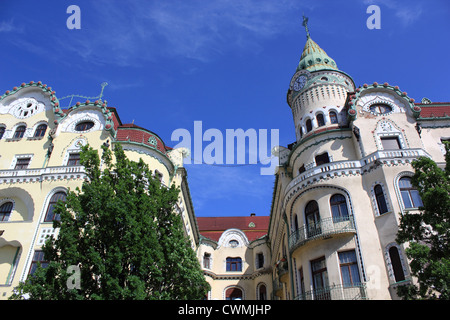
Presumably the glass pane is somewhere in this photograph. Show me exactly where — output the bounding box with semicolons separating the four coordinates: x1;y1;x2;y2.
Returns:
410;190;423;207
401;190;413;208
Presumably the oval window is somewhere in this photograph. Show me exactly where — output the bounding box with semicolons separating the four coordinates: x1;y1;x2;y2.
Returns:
75;121;95;132
370;104;392;114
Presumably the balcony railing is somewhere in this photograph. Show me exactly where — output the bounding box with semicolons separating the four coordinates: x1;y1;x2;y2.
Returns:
295;283;368;300
289;216;356;252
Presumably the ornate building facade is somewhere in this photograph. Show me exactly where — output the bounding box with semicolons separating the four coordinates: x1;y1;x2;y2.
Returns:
1;22;449;301
0;82;198;299
268;23;450;300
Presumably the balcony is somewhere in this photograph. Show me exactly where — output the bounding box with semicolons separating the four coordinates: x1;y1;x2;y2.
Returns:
295;283;368;300
0;165;85;184
284;148;432;207
289;216;356;252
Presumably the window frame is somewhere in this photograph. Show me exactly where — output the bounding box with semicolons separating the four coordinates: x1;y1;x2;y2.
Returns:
338;250;361;287
67;153;81;166
374;184;389;215
14;157;31;170
0;201;14;221
33;123;48;138
28;250;48;276
13;125;26;139
44;191;67;222
330;194;349;221
0;126;5;139
399;177;423;209
380;136;401;150
329;111;338;124
226;257;242;272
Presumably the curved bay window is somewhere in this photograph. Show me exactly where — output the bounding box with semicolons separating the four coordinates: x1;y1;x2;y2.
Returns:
399;177;423;209
44;192;67;222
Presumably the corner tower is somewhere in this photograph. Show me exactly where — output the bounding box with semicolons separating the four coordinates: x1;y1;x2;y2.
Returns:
287;16;355;141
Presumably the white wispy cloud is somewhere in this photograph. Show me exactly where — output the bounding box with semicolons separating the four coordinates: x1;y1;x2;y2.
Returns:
52;0;306;66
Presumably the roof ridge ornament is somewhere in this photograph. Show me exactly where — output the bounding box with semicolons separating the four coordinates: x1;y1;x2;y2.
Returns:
302;14;310;39
59;82;108;107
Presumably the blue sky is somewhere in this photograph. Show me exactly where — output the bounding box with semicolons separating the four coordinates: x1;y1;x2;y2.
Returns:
1;0;449;217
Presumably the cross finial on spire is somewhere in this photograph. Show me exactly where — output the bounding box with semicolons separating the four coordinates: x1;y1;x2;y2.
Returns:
302;14;310;39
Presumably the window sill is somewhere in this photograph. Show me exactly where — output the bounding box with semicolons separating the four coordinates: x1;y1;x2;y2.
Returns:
27;136;45;141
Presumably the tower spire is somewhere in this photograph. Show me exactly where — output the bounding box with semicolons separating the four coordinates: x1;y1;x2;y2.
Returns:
302;14;310;39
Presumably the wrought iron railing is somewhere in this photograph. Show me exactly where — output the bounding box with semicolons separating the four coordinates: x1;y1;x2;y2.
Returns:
289;216;356;252
295;283;368;300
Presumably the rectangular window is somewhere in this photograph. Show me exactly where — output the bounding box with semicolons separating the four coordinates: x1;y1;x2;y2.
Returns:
381;137;401;150
226;257;242;271
203;253;211;269
311;257;330;300
257;253;264;269
67;153;81;166
28;250;48;275
339;250;361;287
14;157;31;170
315;153;330;166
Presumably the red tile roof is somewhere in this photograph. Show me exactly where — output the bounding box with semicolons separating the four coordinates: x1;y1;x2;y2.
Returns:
115;124;169;155
197;216;270;242
416;103;450;118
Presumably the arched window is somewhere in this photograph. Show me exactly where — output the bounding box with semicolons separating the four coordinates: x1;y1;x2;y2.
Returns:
298;126;303;138
0;126;5;139
203;253;211;269
258;284;267;300
330;194;349;221
306;119;313;132
329;111;338;124
226;287;243;300
13;125;26;139
388;246;406;282
305;201;320;237
44;192;67;222
34;124;47;138
317;113;325;127
399;177;423;208
0;201;13;221
374;184;388;214
226;257;242;271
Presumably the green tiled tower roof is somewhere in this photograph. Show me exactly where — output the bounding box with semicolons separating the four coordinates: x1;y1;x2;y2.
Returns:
297;16;338;72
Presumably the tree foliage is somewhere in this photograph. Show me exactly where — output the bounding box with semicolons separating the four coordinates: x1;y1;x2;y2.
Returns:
10;143;209;300
396;142;450;299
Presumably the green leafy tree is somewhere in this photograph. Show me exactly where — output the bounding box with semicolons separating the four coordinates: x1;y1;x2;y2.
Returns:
396;142;450;299
10;143;209;300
